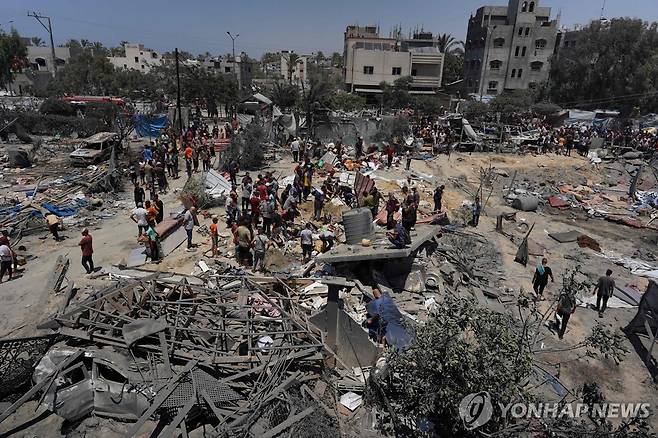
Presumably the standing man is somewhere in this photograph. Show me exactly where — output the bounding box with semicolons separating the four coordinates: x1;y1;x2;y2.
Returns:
532;258;554;298
385;193;400;230
355;136;363;159
0;230;17;272
291;137;300;163
313;189;325;221
433;184;445;212
146;221;161;262
228;159;239;185
210;216;219;257
236;219;253;267
183;207;196;251
133;183;145;208
0;242;13;283
153;194;164;224
45;213;62;241
593;269;615;318
184;143;193;178
252;226;271;272
555;291;577;340
300;223;314;263
79;228;94;274
472;197;481;227
130;203;149;237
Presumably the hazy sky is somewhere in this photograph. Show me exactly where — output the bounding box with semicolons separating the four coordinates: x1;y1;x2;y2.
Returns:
2;0;657;57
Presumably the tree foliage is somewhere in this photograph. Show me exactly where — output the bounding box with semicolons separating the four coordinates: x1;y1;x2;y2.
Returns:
0;28;27;88
327;92;366;112
443;52;464;86
550;18;658;114
369;293;533;436
380;76;413;109
271;82;299;110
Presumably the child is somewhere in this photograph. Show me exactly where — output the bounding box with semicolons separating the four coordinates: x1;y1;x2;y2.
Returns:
210;216;219;257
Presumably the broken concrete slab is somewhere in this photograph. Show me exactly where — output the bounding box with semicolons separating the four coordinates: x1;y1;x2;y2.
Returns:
548;230;581;243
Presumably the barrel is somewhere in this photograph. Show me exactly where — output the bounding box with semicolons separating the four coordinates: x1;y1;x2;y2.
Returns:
342;208;375;245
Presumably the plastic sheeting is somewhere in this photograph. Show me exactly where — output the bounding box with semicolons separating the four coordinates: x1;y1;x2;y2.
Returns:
133;114;168;138
42;202;77;217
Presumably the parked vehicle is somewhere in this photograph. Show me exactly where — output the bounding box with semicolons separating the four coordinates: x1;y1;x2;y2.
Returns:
69;132;119;166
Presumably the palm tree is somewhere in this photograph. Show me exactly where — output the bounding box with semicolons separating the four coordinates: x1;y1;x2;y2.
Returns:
282;52;301;85
436;33;464;54
30;37;45;47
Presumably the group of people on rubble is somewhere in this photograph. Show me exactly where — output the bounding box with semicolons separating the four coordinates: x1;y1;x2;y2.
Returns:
531;258;618;340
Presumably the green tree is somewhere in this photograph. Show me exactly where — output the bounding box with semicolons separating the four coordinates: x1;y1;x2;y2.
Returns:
46;51;116;96
380;76;413;109
331;52;343;68
490;89;534;113
30;37;45;47
442;52;464;85
550;18;658;114
328;92;366;112
271;82;299;110
0;28;27;90
261;52;280;64
282;52;301;84
315;51;325;62
436;33;464;54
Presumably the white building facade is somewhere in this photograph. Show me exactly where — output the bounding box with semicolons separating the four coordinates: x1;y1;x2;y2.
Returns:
108;43;163;72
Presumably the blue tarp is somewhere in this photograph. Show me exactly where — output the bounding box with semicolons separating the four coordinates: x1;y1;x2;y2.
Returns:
42;203;77;217
134;114;168;138
367;295;413;350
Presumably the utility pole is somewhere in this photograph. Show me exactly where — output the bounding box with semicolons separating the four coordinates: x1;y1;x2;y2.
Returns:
226;31;239;87
27;12;56;78
175;48;183;137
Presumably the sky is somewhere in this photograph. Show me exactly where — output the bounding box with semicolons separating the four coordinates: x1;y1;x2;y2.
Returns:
1;0;658;57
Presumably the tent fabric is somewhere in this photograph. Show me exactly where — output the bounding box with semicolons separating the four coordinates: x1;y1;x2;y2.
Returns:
134;114;168;138
42;202;77;217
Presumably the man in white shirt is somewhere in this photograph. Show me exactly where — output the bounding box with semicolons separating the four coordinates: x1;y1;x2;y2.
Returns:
183;207;197;250
130;203;149;237
291;138;300;163
299;222;314;263
0;244;13;282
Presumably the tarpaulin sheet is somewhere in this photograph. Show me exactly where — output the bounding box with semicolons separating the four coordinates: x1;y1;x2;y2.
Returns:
134;114;168;138
42;202;76;217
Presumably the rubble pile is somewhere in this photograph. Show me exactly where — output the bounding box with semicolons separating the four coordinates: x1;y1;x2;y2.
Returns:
0;274;344;435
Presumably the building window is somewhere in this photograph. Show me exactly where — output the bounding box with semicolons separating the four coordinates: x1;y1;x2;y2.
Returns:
152;53;158;59
363;66;374;75
522;46;527;56
511;69;516;78
518;27;523;36
411;68;417;76
522;1;528;12
518;69;523;78
225;67;231;73
489;60;502;70
134;56;138;63
488;81;498;90
392;67;402;75
529;81;538;89
525;27;530;36
529;2;535;12
140;51;143;55
123;64;127;68
530;61;544;71
141;65;145;69
535;39;547;49
493;37;505;48
515;46;520;57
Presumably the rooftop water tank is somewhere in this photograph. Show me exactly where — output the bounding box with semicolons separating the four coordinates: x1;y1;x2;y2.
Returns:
342;208;375;245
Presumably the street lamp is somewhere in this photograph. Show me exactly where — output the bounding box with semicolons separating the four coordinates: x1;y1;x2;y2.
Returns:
226;31;239;84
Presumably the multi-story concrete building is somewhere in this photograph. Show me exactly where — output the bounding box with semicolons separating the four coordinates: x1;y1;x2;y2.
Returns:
188;53;254;90
463;0;559;97
343;25;444;96
108;43;162;72
280;51;310;88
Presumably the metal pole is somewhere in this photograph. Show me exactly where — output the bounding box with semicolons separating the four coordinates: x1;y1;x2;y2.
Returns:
226;32;239;86
27;12;56;78
175;48;183;137
47;17;56;78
